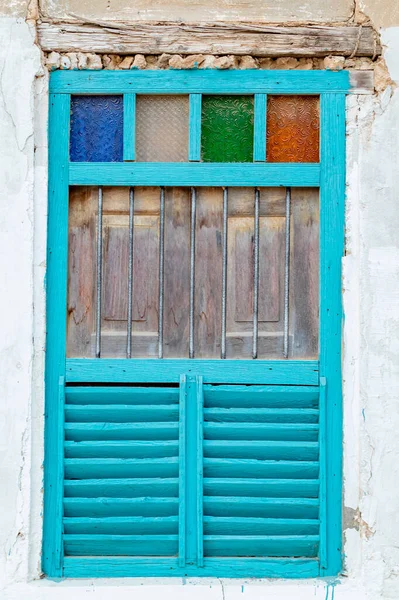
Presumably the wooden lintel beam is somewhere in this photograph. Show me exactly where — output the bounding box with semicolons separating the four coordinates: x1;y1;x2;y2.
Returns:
38;21;381;58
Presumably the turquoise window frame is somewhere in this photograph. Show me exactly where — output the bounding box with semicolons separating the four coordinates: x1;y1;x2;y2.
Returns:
43;69;349;579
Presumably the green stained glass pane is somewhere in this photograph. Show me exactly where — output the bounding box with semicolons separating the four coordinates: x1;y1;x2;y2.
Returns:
201;96;254;162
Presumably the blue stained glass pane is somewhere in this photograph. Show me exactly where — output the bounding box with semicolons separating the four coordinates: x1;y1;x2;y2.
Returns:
70;95;123;162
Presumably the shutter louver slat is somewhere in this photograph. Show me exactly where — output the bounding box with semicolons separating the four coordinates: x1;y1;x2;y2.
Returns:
63;386;180;558
202;384;320;559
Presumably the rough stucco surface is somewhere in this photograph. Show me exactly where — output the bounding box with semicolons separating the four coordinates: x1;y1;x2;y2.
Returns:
1;10;399;600
359;1;399;29
0;1;29;18
39;0;354;24
343;27;399;599
0;17;42;589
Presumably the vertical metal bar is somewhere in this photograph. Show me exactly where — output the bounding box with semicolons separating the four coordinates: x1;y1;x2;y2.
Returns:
189;187;196;359
221;187;228;359
252;188;260;359
95;186;103;358
158;187;165;359
126;187;135;358
283;186;291;359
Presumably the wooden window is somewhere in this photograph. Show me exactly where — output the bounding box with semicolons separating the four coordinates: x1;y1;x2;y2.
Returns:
44;70;348;580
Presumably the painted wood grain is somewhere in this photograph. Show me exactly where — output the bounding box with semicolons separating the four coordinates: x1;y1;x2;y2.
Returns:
50;69;350;95
65;358;319;384
69;162;321;188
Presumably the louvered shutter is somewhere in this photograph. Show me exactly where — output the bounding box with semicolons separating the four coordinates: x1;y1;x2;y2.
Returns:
63;386;180;558
202;383;320;561
61;377;323;575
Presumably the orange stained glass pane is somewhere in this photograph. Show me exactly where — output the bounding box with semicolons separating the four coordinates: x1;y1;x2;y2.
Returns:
266;95;319;163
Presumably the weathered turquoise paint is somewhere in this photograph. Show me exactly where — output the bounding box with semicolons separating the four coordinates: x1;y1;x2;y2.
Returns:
44;69;349;580
49;69;350;95
63;556;320;578
69;162;320;187
319;92;346;576
65;359;319;385
123;93;136;161
253;94;267;162
43;93;70;577
189;94;202;161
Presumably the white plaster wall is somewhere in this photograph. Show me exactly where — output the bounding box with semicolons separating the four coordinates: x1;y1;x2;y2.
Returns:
0;14;399;600
343;29;399;598
0;15;44;589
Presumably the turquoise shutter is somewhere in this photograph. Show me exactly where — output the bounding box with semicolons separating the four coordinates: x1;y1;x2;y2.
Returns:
63;386;180;558
202;383;321;560
61;377;323;573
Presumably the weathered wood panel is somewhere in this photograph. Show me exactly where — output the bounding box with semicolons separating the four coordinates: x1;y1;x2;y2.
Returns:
194;188;223;358
67;186;319;360
67;187;96;358
163;187;191;358
38;21;380;58
290;188;319;359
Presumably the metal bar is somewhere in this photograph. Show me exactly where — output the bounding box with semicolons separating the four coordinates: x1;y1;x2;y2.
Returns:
189;187;196;359
221;187;228;359
126;187;135;358
283;186;291;359
95;186;103;358
252;188;260;359
158;187;165;359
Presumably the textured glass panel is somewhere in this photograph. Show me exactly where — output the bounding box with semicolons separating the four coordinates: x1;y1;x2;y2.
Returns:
70;96;123;162
266;95;319;163
201;96;254;163
135;95;189;162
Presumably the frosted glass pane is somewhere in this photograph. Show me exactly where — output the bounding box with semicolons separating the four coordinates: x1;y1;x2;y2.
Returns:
136;95;189;162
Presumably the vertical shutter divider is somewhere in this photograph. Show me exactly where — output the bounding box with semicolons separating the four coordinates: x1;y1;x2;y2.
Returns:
319;376;327;571
196;376;204;567
178;375;187;567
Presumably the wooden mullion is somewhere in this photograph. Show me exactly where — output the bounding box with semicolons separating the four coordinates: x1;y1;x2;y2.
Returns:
189;94;202;162
319;92;346;575
43;93;70;577
123;93;136;161
253;93;267;162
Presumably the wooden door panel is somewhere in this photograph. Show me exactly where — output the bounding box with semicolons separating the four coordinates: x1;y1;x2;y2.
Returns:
67;186;319;360
163;187;191;358
194;188;223;359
